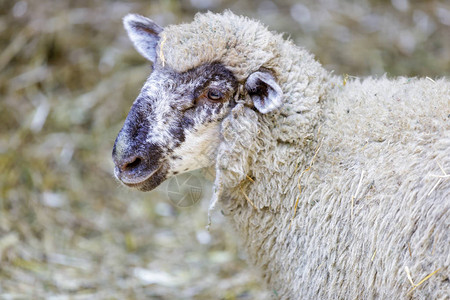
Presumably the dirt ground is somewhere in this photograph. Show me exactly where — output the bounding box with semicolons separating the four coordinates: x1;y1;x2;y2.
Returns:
1;0;449;299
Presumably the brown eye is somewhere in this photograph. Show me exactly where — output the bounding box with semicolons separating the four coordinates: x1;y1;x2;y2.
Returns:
207;88;223;101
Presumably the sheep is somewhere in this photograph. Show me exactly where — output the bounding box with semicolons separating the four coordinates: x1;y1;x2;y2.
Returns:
112;11;450;299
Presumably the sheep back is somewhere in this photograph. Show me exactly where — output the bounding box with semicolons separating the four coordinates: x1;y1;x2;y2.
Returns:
214;76;449;298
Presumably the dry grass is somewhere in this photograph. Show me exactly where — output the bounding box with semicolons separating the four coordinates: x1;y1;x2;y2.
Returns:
405;267;441;295
241;186;257;210
290;137;323;229
1;0;449;298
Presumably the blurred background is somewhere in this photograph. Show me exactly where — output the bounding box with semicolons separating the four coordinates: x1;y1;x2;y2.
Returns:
0;0;449;299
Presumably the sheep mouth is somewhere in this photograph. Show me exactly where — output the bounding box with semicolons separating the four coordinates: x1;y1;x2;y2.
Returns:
115;164;167;192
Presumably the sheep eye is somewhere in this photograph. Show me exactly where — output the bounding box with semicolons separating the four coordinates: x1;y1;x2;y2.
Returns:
207;88;223;101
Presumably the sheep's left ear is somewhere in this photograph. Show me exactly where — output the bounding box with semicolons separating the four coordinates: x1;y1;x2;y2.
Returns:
245;70;283;114
123;14;163;63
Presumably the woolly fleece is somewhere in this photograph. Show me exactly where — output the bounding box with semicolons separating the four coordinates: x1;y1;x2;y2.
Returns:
158;11;449;299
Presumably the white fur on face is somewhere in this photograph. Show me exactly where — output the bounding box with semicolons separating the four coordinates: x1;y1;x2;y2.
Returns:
169;122;221;175
143;74;180;147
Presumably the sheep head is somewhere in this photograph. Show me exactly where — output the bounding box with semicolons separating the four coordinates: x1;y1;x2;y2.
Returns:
112;13;283;191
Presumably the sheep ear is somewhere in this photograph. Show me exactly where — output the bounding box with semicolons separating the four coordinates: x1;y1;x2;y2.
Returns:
123;14;163;63
245;70;283;114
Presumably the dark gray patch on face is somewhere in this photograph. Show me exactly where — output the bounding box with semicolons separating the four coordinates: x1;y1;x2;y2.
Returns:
167;62;238;145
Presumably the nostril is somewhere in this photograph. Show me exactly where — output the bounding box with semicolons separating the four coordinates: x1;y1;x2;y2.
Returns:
121;156;143;172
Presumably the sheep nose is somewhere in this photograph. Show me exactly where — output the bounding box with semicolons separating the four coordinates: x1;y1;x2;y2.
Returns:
112;128;146;176
117;155;144;173
113;153;151;185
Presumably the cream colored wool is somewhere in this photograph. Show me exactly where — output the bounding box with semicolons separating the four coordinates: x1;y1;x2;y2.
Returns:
159;11;449;299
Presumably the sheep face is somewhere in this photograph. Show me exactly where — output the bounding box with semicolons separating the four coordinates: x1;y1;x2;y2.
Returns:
112;61;238;191
112;14;283;191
